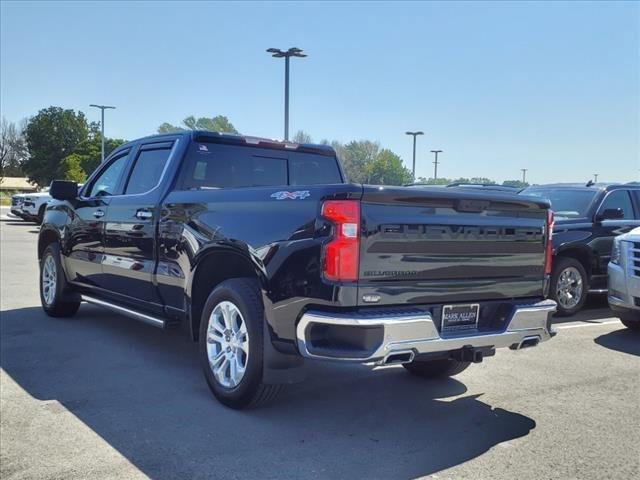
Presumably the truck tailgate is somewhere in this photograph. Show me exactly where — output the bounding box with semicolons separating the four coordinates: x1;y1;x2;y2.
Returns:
358;186;549;306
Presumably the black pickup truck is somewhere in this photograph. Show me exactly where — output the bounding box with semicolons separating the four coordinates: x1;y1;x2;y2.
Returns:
39;131;556;408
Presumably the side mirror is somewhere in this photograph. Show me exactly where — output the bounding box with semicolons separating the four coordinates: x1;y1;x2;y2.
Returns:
596;208;624;222
50;180;78;201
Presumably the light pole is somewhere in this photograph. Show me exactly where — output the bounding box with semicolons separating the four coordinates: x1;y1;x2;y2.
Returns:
266;47;307;141
89;104;116;163
405;131;424;181
431;150;442;180
521;168;528;184
593;173;599;183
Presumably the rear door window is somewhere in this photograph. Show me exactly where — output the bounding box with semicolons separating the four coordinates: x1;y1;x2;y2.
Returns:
125;145;173;195
180;142;341;189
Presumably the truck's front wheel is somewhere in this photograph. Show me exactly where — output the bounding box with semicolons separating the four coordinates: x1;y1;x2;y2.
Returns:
198;278;282;409
403;358;471;378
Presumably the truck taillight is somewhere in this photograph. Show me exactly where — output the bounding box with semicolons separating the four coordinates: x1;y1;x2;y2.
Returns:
544;210;554;276
321;200;360;282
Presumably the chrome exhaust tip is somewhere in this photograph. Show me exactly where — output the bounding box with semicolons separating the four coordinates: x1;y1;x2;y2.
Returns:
381;350;415;365
517;336;540;350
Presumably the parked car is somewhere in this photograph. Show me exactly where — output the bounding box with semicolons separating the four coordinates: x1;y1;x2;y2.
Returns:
608;227;640;330
39;131;556;408
521;183;640;316
20;187;51;224
10;193;27;219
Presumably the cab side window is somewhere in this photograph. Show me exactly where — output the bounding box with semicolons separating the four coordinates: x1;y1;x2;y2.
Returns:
598;190;634;220
124;146;172;195
87;154;129;197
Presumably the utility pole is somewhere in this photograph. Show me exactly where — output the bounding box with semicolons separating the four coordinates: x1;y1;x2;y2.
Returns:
431;150;442;180
405;131;424;181
594;173;599;183
266;47;307;141
521;168;528;184
89;104;116;163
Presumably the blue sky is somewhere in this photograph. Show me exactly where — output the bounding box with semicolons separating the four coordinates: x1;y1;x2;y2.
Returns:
1;1;638;184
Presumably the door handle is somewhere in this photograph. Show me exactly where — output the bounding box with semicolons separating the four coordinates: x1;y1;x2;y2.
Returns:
93;209;105;218
135;210;153;220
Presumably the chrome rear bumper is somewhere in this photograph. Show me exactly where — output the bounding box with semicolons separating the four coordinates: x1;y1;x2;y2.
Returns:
296;299;557;364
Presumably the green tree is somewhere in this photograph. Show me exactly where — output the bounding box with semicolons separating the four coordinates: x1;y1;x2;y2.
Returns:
502;179;529;188
59;153;87;182
292;130;313;143
416;177;451;185
23;107;89;186
73;123;127;176
340;140;380;183
365;149;413;185
158;115;238;134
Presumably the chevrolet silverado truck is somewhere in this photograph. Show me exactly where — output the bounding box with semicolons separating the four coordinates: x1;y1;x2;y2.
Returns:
39;131;556;409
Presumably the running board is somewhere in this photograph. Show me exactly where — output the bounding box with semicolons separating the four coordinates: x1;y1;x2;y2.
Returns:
81;295;167;329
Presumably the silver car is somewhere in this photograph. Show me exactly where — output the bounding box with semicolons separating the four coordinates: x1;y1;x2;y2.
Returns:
608;227;640;330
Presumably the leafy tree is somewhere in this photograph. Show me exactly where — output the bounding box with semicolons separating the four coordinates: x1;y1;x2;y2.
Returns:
502;179;529;188
73;123;127;176
158;115;238;134
415;177;450;185
59;153;87;182
0;117;28;179
292;130;313;144
23;107;88;186
339;140;381;183
365;149;412;185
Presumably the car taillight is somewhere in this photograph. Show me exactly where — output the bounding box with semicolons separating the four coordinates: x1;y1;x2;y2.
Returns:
321;200;360;282
544;210;554;276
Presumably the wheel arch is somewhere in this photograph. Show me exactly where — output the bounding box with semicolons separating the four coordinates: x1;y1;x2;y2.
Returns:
555;245;594;282
188;247;268;342
38;227;61;260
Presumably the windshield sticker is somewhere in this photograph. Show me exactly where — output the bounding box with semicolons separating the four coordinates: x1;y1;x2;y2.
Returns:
270;190;311;200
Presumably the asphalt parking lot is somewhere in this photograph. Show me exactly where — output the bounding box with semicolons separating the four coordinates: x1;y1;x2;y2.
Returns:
1;207;638;480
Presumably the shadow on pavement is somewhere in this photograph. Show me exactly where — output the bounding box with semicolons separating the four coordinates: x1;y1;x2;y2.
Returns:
552;295;613;325
0;305;536;479
594;328;640;357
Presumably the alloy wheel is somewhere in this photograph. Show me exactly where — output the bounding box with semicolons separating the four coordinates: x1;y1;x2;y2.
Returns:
206;301;250;388
42;255;57;306
556;266;583;309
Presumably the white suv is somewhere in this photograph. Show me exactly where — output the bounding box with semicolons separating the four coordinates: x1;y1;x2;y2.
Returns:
20;188;51;224
608;227;640;330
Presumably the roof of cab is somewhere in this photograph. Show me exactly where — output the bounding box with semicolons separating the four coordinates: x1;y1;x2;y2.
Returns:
113;130;337;157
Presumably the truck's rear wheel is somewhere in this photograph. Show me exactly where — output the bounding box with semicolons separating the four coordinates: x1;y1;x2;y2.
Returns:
199;278;282;409
403;358;471;378
40;243;81;317
551;257;588;317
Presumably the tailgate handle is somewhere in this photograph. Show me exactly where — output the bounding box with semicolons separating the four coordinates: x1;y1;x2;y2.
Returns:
456;199;490;212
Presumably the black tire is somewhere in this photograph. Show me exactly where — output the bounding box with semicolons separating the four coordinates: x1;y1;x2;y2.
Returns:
40;243;81;317
36;204;46;225
198;278;282;409
550;257;588;317
403;358;471;378
617;310;640;331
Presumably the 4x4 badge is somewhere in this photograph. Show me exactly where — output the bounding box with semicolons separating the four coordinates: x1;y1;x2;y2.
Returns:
270;190;310;200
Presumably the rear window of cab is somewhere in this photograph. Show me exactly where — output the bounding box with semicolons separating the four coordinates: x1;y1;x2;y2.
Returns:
179;142;342;189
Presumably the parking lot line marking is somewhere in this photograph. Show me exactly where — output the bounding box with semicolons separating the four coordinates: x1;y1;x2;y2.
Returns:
555;320;620;330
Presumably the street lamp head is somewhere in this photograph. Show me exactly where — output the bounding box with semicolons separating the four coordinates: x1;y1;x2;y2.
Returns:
405;131;424;136
267;47;307;58
430;150;442;154
89;104;116;110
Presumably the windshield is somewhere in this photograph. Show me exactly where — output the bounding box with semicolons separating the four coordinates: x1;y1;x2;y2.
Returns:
521;188;597;218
